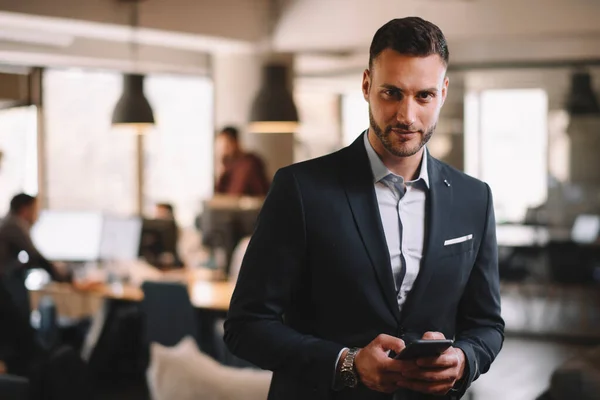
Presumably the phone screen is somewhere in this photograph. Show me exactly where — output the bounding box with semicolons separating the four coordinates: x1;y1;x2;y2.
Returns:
394;339;454;360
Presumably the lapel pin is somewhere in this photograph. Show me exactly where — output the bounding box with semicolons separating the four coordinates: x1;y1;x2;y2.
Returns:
443;179;451;187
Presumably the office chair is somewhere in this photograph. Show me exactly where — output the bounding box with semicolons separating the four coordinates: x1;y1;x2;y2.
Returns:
0;270;43;376
1;269;91;399
0;374;29;400
1;262;30;321
140;281;199;347
547;241;596;284
85;301;145;380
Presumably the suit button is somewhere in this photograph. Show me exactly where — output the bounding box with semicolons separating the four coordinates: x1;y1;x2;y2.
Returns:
398;327;405;336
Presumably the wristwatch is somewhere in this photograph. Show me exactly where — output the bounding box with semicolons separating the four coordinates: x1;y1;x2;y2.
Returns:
340;348;360;388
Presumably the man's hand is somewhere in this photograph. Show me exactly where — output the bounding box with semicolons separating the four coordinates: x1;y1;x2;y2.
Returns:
353;334;406;393
396;332;466;396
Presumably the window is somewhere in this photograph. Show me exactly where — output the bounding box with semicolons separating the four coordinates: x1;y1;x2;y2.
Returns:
0;106;38;215
44;69;135;214
43;69;214;227
465;89;548;223
144;74;214;227
294;91;341;161
341;92;369;146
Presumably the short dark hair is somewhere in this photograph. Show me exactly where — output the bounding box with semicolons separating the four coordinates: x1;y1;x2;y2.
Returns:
369;17;449;69
156;203;174;215
10;193;36;214
219;126;239;141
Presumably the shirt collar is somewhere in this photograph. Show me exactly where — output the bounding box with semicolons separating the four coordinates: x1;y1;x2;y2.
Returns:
363;131;430;188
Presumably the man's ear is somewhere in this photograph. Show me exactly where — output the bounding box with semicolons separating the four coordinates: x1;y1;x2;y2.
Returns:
362;69;371;101
440;75;449;107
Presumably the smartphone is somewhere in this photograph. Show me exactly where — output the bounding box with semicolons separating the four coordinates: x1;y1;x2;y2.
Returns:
394;339;454;360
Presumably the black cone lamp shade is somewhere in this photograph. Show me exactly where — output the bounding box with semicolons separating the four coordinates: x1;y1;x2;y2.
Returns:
566;71;600;116
248;64;299;133
112;73;155;129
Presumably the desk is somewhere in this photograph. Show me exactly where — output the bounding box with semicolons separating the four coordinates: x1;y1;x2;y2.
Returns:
30;278;235;315
91;280;235;311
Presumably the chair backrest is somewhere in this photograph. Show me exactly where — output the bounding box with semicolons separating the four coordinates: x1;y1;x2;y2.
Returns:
0;374;29;400
1;263;30;321
547;241;595;284
0;275;40;375
140;281;198;347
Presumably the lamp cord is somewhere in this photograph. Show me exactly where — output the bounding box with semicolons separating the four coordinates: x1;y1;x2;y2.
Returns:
128;0;140;69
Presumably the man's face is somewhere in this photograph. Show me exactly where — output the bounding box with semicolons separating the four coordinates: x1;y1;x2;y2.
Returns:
21;200;39;225
155;206;171;220
215;134;239;164
362;49;448;158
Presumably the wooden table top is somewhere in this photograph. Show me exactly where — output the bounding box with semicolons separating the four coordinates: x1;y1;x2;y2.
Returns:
33;275;235;312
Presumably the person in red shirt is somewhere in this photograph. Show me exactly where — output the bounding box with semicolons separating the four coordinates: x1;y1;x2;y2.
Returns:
214;126;270;197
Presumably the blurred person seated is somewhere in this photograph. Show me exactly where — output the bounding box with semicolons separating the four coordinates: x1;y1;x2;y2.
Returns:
141;202;183;269
0;194;70;287
155;202;176;221
214;126;270;197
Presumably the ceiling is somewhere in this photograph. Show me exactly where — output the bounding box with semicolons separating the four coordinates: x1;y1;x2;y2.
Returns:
0;0;598;76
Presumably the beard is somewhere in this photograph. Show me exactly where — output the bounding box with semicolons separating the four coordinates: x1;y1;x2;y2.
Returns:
369;106;436;157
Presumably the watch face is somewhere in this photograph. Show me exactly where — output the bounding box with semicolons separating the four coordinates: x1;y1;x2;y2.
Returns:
341;370;357;388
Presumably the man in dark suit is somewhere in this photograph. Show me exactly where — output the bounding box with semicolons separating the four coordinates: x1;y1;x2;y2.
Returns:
224;17;504;400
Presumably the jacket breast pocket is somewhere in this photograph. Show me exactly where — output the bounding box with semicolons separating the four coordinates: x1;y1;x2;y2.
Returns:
440;237;475;257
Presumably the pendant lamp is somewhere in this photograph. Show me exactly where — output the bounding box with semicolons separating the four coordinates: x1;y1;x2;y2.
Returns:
111;0;155;130
112;73;155;129
248;63;299;134
566;71;600;116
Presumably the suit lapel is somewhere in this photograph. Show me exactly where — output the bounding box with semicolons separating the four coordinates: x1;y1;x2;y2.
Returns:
400;155;453;322
341;136;402;323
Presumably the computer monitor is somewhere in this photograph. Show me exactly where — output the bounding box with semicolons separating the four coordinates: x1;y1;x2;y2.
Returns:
99;215;143;261
139;219;180;268
31;210;103;262
571;214;600;244
200;197;262;276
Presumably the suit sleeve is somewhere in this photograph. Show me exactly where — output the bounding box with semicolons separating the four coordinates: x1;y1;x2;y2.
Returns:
452;183;505;396
224;168;344;392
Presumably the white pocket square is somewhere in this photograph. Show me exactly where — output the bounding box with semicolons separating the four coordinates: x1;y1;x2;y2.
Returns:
444;234;473;246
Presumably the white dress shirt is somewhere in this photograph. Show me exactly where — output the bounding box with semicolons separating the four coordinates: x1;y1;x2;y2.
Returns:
333;133;430;385
363;132;429;310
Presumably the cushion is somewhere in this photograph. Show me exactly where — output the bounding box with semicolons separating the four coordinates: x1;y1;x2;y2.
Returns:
147;336;271;400
549;346;600;400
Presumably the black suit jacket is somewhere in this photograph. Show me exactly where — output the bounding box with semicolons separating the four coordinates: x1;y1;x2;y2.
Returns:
224;134;505;400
